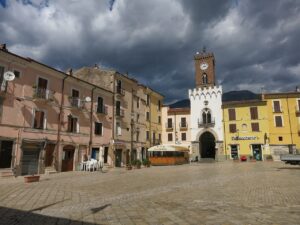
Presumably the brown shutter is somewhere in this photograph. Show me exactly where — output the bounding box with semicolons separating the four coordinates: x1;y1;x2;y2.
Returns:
273;101;280;112
251;123;259;132
228;109;236;121
229;124;236;133
73;118;78;132
67;116;72;132
298;100;300;111
34;111;40;128
39;111;44;129
250;107;258;120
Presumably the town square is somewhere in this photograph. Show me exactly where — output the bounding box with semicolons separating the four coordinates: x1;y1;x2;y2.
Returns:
1;0;300;224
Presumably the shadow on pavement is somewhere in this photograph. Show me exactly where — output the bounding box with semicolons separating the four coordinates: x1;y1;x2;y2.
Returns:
0;206;105;225
277;167;300;170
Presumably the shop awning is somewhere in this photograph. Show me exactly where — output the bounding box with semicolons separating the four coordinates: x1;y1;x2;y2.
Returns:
148;145;189;152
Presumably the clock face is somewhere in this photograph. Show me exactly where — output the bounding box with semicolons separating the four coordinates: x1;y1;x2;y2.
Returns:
200;62;208;70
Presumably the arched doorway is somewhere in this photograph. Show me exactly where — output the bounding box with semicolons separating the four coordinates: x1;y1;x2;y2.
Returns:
62;145;75;172
199;132;216;159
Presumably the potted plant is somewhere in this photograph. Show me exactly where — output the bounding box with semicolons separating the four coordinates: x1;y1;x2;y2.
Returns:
126;164;132;170
24;174;40;183
249;155;256;162
240;155;247;162
265;155;273;162
142;158;151;167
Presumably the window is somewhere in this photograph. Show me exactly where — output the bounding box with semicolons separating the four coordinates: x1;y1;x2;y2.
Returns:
36;77;49;99
158;133;161;141
181;133;186;141
273;100;281;113
152;132;156;143
136;131;140;142
146;131;150;140
167;118;173;128
251;123;259;132
158;116;161;124
202;109;212;124
231;145;238;159
168;133;173;141
116;80;122;94
181;117;187;128
202;73;208;84
136;113;140;123
146;112;150;121
94;122;103;135
275;116;283;127
0;66;6;91
229;124;237;133
137;97;140;108
116;101;121;116
33;110;45;129
158;100;161;111
278;136;283;141
13;70;20;78
146;94;150;106
97;97;104;113
70;89;80;107
228;108;236;121
250;107;258;120
116;122;121;136
297;99;300;112
67;115;78;133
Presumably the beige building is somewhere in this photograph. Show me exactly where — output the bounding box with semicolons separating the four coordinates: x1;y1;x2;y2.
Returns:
161;106;191;151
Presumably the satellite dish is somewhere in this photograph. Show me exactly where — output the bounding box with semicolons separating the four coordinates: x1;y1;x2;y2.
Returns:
3;71;15;81
84;96;91;102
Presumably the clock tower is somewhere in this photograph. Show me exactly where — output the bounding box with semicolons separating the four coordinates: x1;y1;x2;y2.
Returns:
194;50;216;88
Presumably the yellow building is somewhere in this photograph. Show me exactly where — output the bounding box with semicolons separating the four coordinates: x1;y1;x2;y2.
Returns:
222;100;270;160
263;92;300;160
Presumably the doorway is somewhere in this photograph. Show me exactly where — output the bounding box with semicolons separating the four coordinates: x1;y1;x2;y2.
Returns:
91;148;99;160
252;144;262;161
199;132;216;159
0;140;13;168
21;144;41;175
45;144;55;167
104;147;109;163
115;149;122;167
62;145;75;172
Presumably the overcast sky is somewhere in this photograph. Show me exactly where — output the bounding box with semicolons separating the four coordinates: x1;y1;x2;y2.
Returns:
1;0;300;103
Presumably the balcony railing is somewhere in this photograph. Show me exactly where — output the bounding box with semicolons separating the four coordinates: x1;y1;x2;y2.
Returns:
96;105;108;115
165;123;174;129
116;108;125;117
116;87;125;96
179;122;188;129
33;88;54;100
69;97;82;108
198;118;215;128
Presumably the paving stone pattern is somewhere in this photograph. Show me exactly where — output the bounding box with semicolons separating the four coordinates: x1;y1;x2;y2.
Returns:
0;162;299;225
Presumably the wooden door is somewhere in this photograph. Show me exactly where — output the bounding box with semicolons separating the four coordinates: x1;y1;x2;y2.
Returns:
45;144;55;167
62;147;75;172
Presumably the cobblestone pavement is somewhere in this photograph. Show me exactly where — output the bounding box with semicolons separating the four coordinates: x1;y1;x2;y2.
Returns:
0;162;300;225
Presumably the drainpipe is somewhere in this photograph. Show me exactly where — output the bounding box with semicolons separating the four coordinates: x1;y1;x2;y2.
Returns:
286;97;294;153
112;74;116;166
56;75;69;171
222;107;227;160
88;87;97;154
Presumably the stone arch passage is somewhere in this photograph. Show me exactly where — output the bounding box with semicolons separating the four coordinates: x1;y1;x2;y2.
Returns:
199;132;216;159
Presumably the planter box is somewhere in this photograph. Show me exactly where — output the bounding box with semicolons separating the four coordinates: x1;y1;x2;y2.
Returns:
24;175;40;183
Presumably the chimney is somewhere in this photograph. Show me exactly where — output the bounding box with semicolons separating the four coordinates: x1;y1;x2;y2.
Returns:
66;68;73;76
0;44;7;51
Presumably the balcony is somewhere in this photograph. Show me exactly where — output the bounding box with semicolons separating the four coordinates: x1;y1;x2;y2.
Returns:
179;122;188;130
96;105;108;115
33;88;54;101
116;87;125;96
116;108;125;117
165;122;174;130
198;118;215;128
69;97;82;108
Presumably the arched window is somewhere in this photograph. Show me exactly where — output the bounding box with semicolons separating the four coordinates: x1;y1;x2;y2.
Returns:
207;111;211;123
202;112;207;124
202;73;208;84
201;108;212;124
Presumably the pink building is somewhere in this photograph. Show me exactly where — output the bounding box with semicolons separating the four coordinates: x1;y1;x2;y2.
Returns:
0;45;113;176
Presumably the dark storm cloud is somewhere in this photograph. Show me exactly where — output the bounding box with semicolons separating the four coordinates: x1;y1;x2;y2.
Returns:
0;0;300;103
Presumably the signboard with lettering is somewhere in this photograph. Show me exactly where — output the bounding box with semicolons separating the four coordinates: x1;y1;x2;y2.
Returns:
231;136;257;141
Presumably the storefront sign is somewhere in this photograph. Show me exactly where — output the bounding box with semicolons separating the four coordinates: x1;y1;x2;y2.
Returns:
231;136;257;141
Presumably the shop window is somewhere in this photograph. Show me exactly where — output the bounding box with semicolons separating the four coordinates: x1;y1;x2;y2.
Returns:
230;145;238;159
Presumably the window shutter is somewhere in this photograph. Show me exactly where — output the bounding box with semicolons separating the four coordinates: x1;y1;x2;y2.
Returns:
228;109;236;121
39;111;45;129
229;124;236;133
251;122;259;132
275;116;283;127
298;100;300;111
273;101;280;112
68;116;72;132
250;107;258;120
